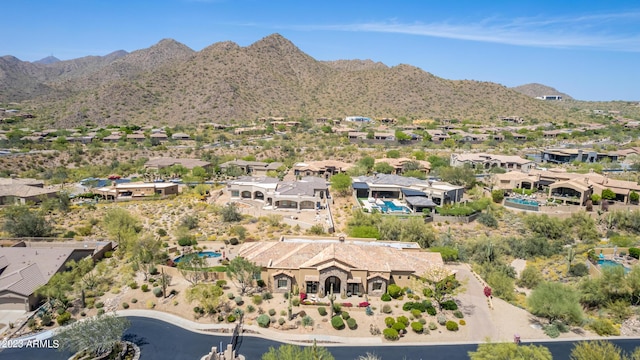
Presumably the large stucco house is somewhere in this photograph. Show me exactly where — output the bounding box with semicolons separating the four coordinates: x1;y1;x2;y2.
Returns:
238;237;445;297
226;176;329;210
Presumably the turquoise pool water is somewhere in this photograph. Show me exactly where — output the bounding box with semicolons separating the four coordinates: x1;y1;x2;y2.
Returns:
378;200;410;213
505;198;539;206
174;251;221;263
598;259;630;274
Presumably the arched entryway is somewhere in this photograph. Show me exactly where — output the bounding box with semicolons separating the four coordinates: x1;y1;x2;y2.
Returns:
325;276;341;296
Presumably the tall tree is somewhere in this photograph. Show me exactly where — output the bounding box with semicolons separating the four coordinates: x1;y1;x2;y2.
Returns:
54;314;130;358
2;205;52;237
185;284;224;314
329;173;352;196
102;208;141;254
527;282;583;324
226;257;260;295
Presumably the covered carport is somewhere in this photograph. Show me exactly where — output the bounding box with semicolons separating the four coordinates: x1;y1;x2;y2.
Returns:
405;196;437;213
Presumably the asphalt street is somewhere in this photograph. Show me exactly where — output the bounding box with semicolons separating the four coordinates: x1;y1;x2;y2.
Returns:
3;316;640;360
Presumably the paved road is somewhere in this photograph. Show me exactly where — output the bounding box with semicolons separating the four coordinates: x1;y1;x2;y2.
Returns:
3;317;640;360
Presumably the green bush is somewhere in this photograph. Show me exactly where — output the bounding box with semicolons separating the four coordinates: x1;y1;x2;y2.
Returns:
383;328;399;341
302;315;314;326
382;304;392;314
569;263;590;277
246;305;256;313
392;321;406;332
387;284;402;298
278;317;285;326
227;292;234;299
445;320;459;331
153;287;163;297
262;292;273;300
491;189;504;203
252;295;263;305
95;301;105;309
347;318;357;330
268;308;276;316
543;324;560;338
257;314;270;328
428;322;438;330
385;317;396;328
453;310;464;319
341;311;350;320
396;315;409;326
411;309;422;318
141;284;149;292
411;321;423;333
234;296;244;306
97;309;105;316
40;314;52;326
426;306;437;316
131;298;138;303
441;300;458;310
227;314;236;323
331;316;345;330
122;302;129;309
292;298;300;306
381;293;392;302
56;312;72;326
128;281;139;289
318;307;327;316
629;247;640;259
459;319;466;326
589;318;620;336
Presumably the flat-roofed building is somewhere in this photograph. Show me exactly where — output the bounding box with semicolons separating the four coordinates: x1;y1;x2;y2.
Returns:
144;157;211;170
451;153;534;172
94;182;179;200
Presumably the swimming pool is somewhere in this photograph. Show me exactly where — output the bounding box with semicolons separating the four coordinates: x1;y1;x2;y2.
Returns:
598;259;630;274
174;251;221;263
505;198;539;206
378;200;410;213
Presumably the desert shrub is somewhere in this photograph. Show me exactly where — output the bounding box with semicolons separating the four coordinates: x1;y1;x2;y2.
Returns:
216;279;227;287
262;292;273;300
441;300;458;310
629;247;640;259
437;313;446;325
146;300;155;309
342;311;350;320
268;308;276;316
291;297;301;306
257;314;270;328
318;307;327;316
122;302;129;309
278;317;285;325
246;305;256;313
131;298;138;303
229;237;239;245
392;321;406;332
347;317;357;330
381;293;392;302
40;314;52;326
589;318;620;336
411;321;423;333
419;318;426;325
453;310;464;319
333;303;342;314
459;319;466;325
445;321;459;331
569;263;589;277
149;267;159;275
382;304;392;314
428;322;438;330
331;316;345;330
141;284;149;292
411;309;422;318
227;293;234;299
234;297;244;306
426;306;437;316
385;317;396;328
383;328;399;341
397;315;409;326
57;311;72;326
387;284;403;298
153;287;163;297
365;306;374;316
95;301;105;309
128;281;139;289
543;324;561;338
227;314;236;323
252;295;263;305
97;309;105;316
302;315;314;326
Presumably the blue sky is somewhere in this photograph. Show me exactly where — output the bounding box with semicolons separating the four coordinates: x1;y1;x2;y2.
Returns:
2;0;640;101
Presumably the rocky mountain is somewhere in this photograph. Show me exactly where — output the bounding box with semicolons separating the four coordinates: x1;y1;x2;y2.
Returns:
512;83;573;100
33;56;61;65
4;34;587;126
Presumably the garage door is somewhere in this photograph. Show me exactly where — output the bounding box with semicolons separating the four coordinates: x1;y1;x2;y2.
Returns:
0;297;26;310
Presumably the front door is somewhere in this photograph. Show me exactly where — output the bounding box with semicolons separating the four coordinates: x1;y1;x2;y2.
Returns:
325;276;341;296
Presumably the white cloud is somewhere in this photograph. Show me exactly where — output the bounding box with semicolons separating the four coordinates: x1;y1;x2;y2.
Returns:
295;11;640;52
